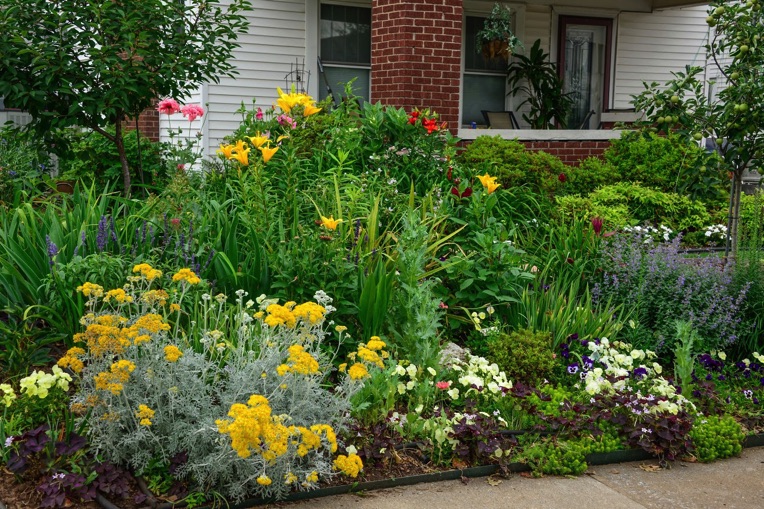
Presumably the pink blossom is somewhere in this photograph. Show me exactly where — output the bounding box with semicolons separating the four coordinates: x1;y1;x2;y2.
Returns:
181;104;205;122
436;381;451;390
277;114;296;129
177;164;186;171
157;98;181;115
256;107;264;121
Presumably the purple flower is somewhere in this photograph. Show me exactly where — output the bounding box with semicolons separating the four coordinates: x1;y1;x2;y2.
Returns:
743;390;753;399
45;235;58;266
96;215;108;252
4;436;13;447
567;363;579;375
632;367;648;379
582;356;594;370
718;375;726;381
705;374;713;381
754;397;760;405
760;377;764;387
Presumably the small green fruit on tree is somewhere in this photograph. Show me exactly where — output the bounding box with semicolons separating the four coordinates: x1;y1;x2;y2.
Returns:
632;0;764;259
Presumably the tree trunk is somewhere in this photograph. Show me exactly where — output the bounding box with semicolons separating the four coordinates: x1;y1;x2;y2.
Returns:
114;119;132;198
726;170;744;263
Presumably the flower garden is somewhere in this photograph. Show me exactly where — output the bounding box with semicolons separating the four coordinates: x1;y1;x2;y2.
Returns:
0;83;763;508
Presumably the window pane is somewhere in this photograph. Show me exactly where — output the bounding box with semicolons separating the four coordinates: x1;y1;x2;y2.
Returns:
318;67;370;103
320;4;371;65
462;74;506;125
465;16;511;72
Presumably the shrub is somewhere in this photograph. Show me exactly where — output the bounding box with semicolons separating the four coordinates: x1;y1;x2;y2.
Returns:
486;329;555;386
603;131;726;205
690;415;744;462
563;156;620;196
459;136;569;196
63;266;367;502
0;126;50;206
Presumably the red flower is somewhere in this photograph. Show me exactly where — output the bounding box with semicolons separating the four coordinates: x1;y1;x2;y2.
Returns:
451;186;472;199
446;167;453;181
436;381;451;390
591;217;603;235
558;173;567;183
422;118;438;134
408;110;420;125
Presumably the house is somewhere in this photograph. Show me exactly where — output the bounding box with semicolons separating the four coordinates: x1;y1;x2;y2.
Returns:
156;0;713;165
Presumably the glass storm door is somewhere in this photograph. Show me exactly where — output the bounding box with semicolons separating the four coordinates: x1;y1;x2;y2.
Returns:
558;17;612;129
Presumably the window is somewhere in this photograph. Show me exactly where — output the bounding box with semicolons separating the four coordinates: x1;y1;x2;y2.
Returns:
319;4;371;102
462;15;511;126
557;16;613;129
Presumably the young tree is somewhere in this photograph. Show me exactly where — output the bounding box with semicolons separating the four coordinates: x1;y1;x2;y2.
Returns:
0;0;251;195
632;0;763;259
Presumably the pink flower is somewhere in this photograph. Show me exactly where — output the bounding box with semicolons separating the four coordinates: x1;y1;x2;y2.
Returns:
177;164;186;171
256;107;264;121
277;114;296;129
157;98;181;115
181;104;204;122
591;217;603;235
436;381;451;390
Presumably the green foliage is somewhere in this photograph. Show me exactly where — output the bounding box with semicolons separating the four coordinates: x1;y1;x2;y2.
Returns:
520;430;621;477
0;126;50;207
486;329;555;386
673;321;697;395
0;0;250;192
555;194;631;230
0;307;67;380
475;3;521;53
563;156;620;196
690;415;744;462
507;40;574;129
459;136;568;196
574;183;712;231
56;129;166;193
603;132;726;204
357;258;395;338
733;191;764;355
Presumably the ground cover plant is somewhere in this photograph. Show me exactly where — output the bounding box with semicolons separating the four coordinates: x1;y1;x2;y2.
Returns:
1;76;764;507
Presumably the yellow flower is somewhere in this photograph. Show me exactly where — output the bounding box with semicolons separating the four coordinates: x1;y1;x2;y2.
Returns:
335;325;347;333
303;104;322;116
104;288;133;304
217;143;236;159
164;345;183;363
292;302;326;325
247;132;269;148
231;147;250;166
76;282;104;298
256;475;272;486
232;139;248;154
259;144;279;164
132;264;162;281
169;303;181;313
136;404;155;426
333;453;363;478
366;337;386;351
264;304;296;328
348;363;369;380
276;87;314;113
1;383;16;407
477;173;501;194
172;268;201;285
320;215;343;231
305;471;319;483
338;363;347;373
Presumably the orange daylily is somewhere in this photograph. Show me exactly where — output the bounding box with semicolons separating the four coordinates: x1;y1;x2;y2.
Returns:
259;145;279;164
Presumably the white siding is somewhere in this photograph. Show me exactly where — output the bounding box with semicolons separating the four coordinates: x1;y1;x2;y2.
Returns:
524;4;551;53
613;5;710;108
204;0;307;155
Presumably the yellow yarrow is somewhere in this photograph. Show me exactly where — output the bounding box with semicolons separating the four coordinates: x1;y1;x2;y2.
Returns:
256;475;272;486
94;360;136;395
104;288;133;304
347;363;369;380
77;282;104;298
172;268;201;285
292;302;326;325
285;345;320;375
264;304;296;328
366;337;386;351
132;263;163;281
136;404;155;426
57;347;86;374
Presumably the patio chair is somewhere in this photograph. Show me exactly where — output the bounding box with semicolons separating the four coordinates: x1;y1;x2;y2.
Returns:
481;110;520;129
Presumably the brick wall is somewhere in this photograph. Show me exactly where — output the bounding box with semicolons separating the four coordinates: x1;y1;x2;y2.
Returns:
123;105;160;142
522;140;612;166
371;0;463;132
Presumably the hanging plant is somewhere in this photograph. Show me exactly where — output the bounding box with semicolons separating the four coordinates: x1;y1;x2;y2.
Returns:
475;4;521;61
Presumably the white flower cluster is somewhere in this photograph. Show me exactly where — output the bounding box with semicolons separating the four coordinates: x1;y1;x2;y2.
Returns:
623;224;673;243
703;223;728;241
580;338;694;415
446;354;513;401
393;363;437;395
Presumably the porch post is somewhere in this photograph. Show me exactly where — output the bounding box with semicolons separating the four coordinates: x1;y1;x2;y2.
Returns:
371;0;463;132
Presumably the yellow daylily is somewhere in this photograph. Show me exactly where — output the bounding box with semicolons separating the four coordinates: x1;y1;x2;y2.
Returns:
247;132;270;148
232;139;248;154
276;87;315;113
320;215;343;231
477;173;501;194
303;104;322;117
216;143;235;160
276;134;290;143
231;147;250;166
259;145;279;164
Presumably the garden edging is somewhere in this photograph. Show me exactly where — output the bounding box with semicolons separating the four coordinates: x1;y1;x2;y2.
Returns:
96;434;764;509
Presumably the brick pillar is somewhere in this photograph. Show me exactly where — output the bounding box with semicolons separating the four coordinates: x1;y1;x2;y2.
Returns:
371;0;463;133
124;105;160;142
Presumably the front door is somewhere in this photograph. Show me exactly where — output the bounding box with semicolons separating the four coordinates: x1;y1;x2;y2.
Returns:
558;16;613;129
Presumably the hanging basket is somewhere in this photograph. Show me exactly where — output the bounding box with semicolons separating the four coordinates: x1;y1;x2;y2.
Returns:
481;39;510;60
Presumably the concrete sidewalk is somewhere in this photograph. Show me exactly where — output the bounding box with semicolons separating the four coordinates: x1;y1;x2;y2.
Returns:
277;446;764;509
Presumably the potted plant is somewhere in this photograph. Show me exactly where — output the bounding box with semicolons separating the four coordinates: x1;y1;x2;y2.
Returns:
475;3;520;60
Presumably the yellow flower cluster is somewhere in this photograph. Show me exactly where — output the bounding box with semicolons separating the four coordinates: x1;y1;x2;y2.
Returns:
264;303;297;328
292;302;326;325
347;363;369;380
172;268;201;285
94;360;136;395
333;453;364;478
1;383;17;407
216;394;291;461
136;404;155;426
141;289;169;307
256;475;272;486
275;87;322;116
129;313;171;337
164;345;183;363
104;288;133;304
74;317;132;357
344;337;388;381
77;282;104;298
277;345;320;376
133;263;163;281
476;173;501;194
57;347;86;373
